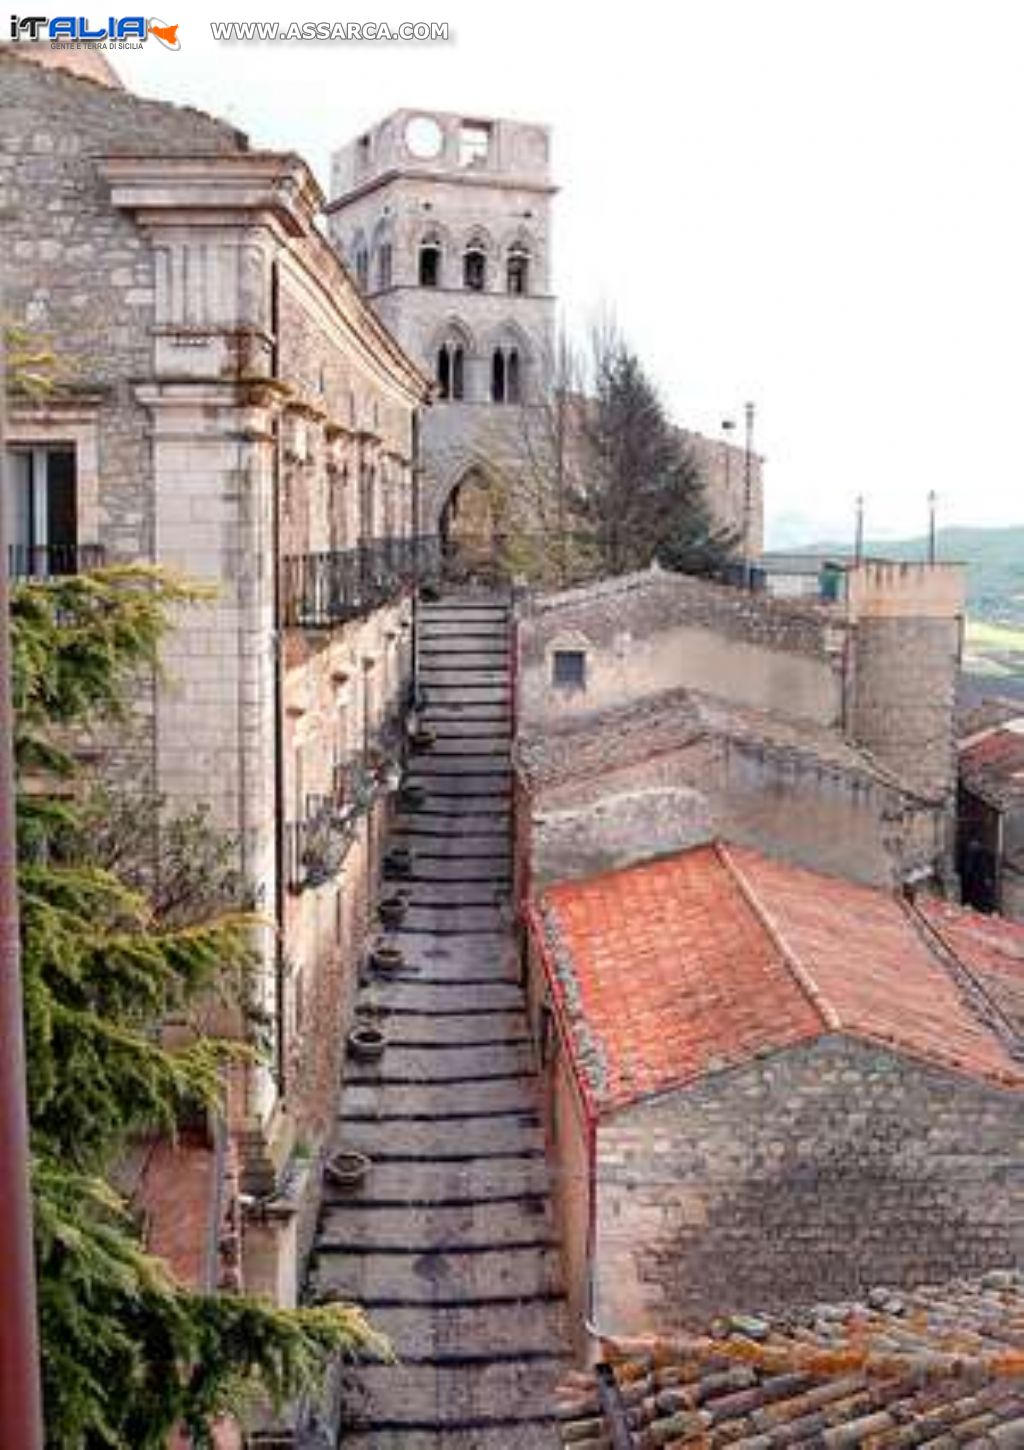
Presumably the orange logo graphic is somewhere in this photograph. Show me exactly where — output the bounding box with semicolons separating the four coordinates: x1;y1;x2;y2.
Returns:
148;18;180;49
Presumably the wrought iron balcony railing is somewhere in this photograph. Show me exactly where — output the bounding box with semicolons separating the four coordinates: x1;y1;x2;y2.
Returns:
284;754;381;893
8;543;106;580
282;535;440;630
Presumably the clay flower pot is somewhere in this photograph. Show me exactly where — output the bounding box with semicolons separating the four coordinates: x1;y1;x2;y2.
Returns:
399;782;427;811
347;1023;387;1061
411;725;436;752
324;1149;372;1191
370;942;406;974
384;845;414;879
378;895;408;928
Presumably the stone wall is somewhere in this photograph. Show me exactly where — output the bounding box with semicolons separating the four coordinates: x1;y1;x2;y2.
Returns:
852;616;962;802
3;55;427;1305
528;735;946;890
591;1036;1023;1333
519;570;844;731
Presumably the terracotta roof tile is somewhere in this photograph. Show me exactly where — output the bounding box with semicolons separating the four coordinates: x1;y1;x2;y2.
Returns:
534;844;1024;1112
920;896;1024;1037
959;719;1024;809
556;1270;1024;1448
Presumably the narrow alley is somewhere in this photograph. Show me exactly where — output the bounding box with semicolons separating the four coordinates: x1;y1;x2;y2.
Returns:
311;592;570;1447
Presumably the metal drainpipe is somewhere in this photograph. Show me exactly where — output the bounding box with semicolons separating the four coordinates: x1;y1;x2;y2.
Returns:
270;259;287;1097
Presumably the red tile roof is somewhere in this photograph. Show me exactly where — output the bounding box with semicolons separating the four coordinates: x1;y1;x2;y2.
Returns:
959;719;1024;809
920;896;1024;1037
534;844;1024;1112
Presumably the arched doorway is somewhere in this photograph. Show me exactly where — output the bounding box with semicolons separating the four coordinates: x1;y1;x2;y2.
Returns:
439;468;508;581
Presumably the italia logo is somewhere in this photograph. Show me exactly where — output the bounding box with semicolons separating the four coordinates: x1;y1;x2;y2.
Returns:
9;15;180;47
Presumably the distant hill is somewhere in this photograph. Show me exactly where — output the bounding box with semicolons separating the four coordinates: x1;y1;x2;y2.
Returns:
796;526;1024;626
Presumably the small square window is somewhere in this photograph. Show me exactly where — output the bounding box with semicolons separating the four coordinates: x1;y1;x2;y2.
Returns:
552;649;586;691
459;121;491;167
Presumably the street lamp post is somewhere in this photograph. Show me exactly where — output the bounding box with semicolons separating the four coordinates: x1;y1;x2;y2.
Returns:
742;401;756;587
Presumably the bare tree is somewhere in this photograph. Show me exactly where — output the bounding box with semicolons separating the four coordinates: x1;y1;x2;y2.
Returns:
497;317;737;586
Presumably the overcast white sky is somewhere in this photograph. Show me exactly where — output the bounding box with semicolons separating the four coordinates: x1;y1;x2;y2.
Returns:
117;0;1024;544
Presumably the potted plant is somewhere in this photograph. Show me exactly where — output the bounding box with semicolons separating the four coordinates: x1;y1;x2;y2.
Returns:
399;780;427;811
384;844;414;878
347;1023;386;1061
378;894;408;928
324;1149;372;1191
370;942;406;973
411;722;436;752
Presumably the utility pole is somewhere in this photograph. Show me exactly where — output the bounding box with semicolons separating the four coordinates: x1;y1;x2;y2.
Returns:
742;401;755;588
927;489;938;565
855;494;865;564
0;316;46;1449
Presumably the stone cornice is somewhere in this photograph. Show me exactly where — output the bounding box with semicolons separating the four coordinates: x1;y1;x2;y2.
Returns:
325;166;558;213
101;152;433;410
101;151;322;238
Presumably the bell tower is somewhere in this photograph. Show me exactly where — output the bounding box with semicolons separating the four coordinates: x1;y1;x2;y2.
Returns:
326;109;556;536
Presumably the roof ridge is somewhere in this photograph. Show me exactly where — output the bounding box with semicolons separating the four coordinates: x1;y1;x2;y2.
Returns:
901;897;1024;1064
716;843;840;1033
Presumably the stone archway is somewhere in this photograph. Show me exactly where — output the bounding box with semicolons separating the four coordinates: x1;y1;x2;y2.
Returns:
439;466;508;581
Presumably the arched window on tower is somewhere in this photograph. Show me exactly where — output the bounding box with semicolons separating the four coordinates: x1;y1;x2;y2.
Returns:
376;241;393;290
491;346;522;404
436;341;465;401
507;245;530;295
464;247;486;291
419;241;441;288
507;348;521;403
352;231;369;292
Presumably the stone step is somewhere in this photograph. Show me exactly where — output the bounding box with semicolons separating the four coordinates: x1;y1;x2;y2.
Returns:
335;1114;543;1159
408;754;510;774
320;1157;552;1210
392;906;509;938
318;1193;554;1251
354;981;525;1018
397;796;510;817
385;875;507;899
418;651;509;667
418;602;509;614
390;825;510;851
422;683;510;699
371;1011;527;1050
420;708;511;724
419;669;509;689
344;1041;535;1084
395;858;510;884
403;773;511;798
418;624;509;641
419;610;508;619
361;1300;571;1361
422;739;510;757
314;1242;564;1304
340;1077;539;1121
368;933;514;975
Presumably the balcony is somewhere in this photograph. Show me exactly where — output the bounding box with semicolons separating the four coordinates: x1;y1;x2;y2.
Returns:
8;543;106;581
282;536;441;630
284;753;381;893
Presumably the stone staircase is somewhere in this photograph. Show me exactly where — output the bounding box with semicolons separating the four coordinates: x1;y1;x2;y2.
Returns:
312;592;570;1448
